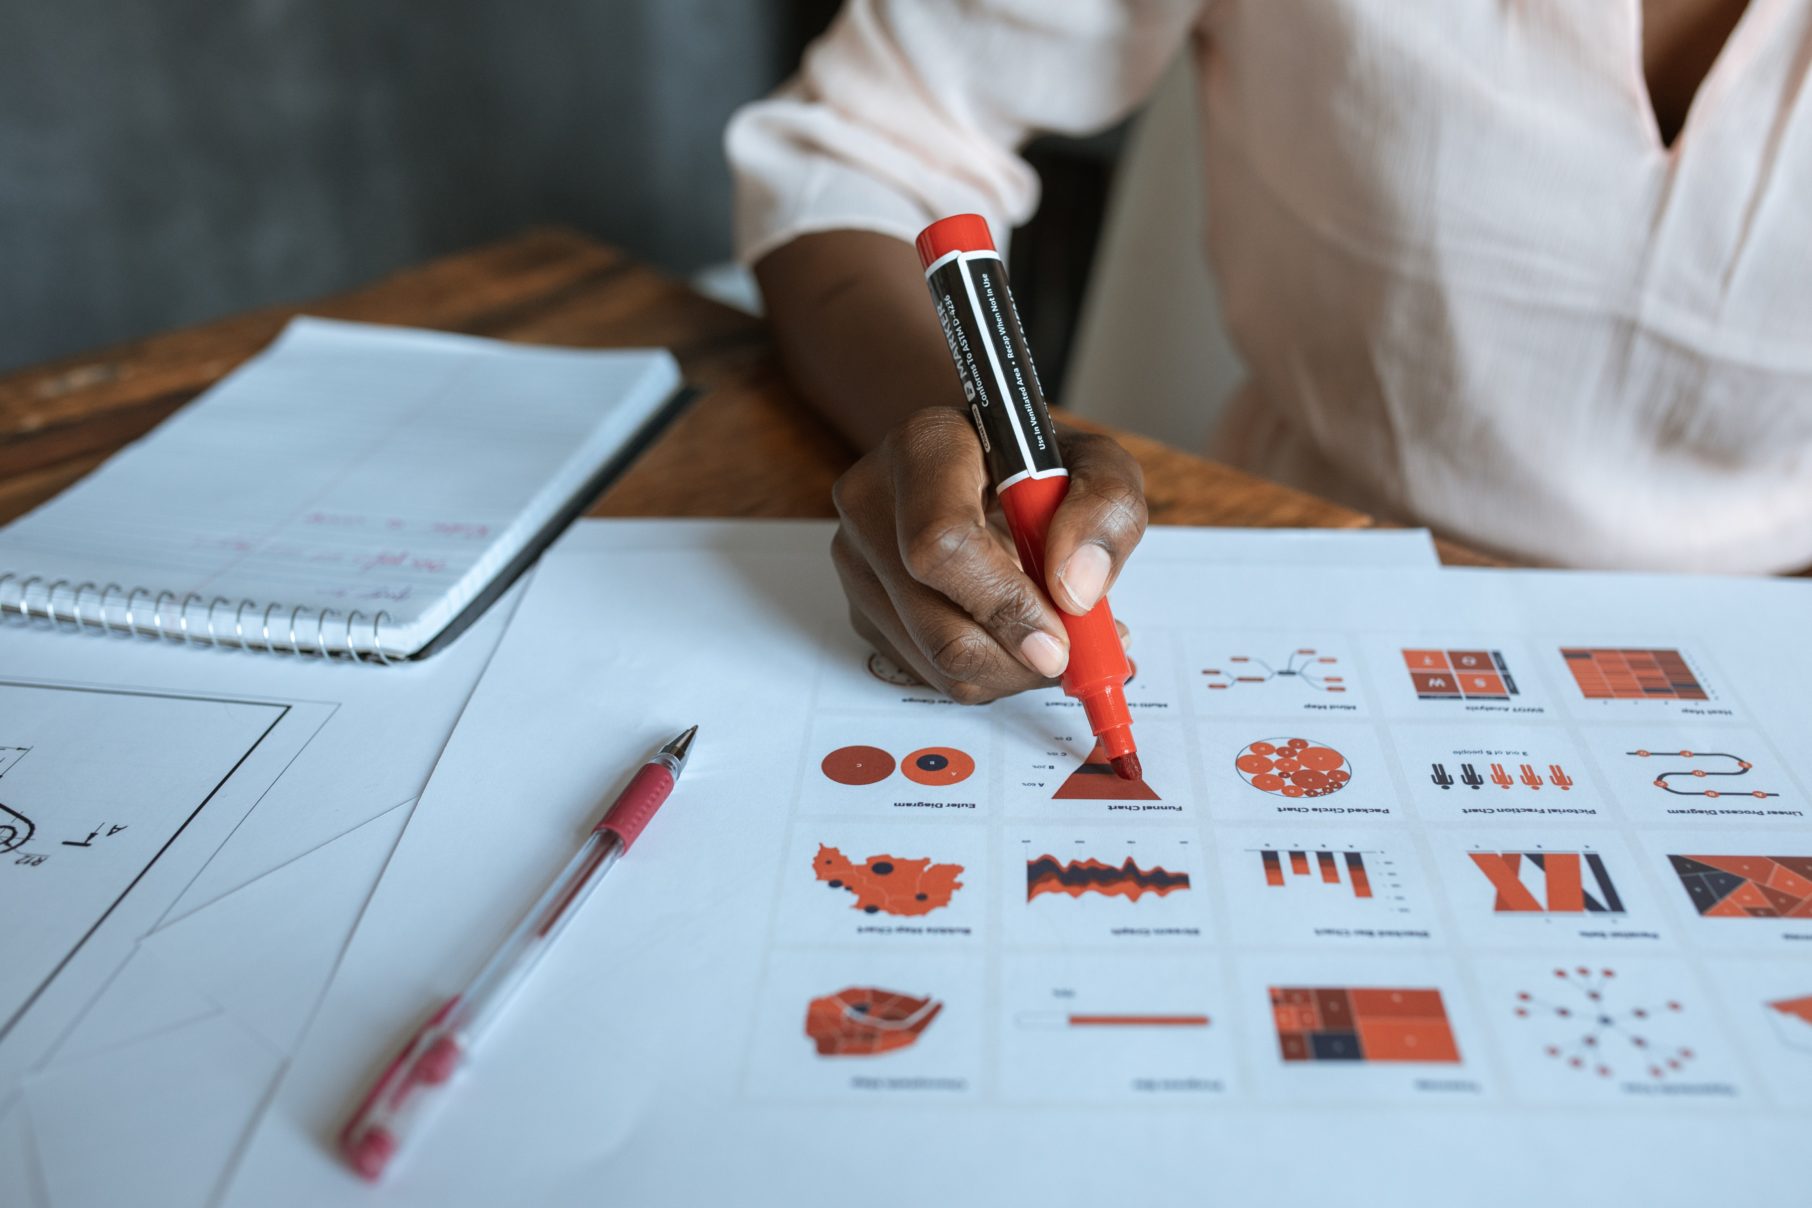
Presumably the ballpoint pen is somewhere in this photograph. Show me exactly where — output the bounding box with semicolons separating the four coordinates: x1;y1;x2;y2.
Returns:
340;724;699;1181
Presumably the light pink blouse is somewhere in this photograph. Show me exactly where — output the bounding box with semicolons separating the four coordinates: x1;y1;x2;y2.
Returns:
727;0;1812;571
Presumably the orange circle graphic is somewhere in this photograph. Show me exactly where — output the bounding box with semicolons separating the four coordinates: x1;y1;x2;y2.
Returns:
901;746;975;786
822;745;896;786
1236;737;1351;798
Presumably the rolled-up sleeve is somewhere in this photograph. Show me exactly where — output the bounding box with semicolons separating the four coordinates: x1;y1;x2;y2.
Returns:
726;0;1202;264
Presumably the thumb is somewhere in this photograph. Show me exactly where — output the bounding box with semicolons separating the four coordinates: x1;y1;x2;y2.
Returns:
1044;429;1149;616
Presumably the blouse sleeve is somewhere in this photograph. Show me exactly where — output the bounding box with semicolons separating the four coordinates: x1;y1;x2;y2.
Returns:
726;0;1203;264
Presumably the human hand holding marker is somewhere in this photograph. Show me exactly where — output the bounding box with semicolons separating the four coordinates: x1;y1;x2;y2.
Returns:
832;214;1144;777
830;411;1144;703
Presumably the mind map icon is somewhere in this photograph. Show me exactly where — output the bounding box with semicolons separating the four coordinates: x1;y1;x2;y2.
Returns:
1203;648;1346;694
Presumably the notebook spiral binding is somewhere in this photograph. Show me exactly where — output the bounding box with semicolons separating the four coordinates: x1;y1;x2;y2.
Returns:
0;573;398;663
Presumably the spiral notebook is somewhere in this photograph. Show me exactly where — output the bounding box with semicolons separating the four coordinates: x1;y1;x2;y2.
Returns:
0;317;684;661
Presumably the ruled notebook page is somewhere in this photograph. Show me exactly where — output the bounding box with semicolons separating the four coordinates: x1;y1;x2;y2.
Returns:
0;318;680;656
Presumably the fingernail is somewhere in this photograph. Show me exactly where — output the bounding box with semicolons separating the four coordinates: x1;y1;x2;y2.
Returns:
1056;544;1111;613
1119;626;1133;651
1020;630;1069;678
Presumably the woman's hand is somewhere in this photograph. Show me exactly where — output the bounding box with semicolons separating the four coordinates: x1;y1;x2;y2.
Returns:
831;407;1146;704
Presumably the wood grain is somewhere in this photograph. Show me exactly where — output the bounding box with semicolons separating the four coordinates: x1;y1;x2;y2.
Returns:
0;228;1486;562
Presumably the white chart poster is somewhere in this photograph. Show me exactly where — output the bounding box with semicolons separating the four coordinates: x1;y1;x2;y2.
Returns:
231;537;1812;1207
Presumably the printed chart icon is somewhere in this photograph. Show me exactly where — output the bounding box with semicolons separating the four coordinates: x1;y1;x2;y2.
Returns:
1016;1011;1209;1030
1668;855;1812;918
1469;851;1626;914
1203;648;1346;694
1430;761;1573;792
814;844;964;916
1766;996;1812;1052
1270;986;1460;1063
1402;649;1518;701
804;987;942;1056
1561;648;1707;700
1235;738;1351;798
1053;740;1160;800
1258;848;1376;898
1511;966;1692;1081
1627;748;1778;799
1025;854;1190;902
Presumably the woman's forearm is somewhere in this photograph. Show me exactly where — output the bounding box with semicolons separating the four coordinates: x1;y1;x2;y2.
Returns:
753;229;964;452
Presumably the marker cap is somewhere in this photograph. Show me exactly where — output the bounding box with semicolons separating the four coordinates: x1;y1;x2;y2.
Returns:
915;213;996;267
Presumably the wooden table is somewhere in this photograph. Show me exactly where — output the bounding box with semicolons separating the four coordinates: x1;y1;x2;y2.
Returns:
0;229;1480;561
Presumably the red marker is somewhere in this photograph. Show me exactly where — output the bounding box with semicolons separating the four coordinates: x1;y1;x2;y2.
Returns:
915;214;1140;780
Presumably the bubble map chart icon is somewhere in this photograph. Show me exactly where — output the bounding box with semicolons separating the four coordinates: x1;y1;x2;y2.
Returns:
1236;738;1351;798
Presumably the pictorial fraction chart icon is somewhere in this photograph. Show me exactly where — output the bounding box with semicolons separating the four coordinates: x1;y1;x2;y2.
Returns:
1561;648;1707;700
1512;967;1692;1081
1053;741;1160;800
1025;854;1190;902
1257;848;1377;899
1667;855;1812;918
1402;650;1518;701
1627;748;1778;799
814;845;964;915
820;745;975;787
1236;738;1350;798
1430;761;1573;792
1203;648;1345;694
1469;852;1625;914
1270;987;1460;1063
804;987;942;1056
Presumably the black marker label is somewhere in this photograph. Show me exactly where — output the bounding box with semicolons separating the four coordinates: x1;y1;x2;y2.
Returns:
925;251;1065;490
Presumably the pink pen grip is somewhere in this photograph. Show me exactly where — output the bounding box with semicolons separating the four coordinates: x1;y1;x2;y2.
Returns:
596;763;674;851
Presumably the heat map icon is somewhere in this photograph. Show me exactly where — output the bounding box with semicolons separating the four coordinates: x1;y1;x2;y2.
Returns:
1270;987;1460;1064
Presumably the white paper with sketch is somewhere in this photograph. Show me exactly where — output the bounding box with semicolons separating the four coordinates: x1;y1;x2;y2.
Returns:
0;578;523;1208
0;318;679;658
227;523;1809;1207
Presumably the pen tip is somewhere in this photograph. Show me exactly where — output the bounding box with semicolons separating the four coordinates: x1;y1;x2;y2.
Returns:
661;725;699;770
1109;753;1142;782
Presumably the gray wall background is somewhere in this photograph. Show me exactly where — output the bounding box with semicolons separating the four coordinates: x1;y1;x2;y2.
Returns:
0;0;794;372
